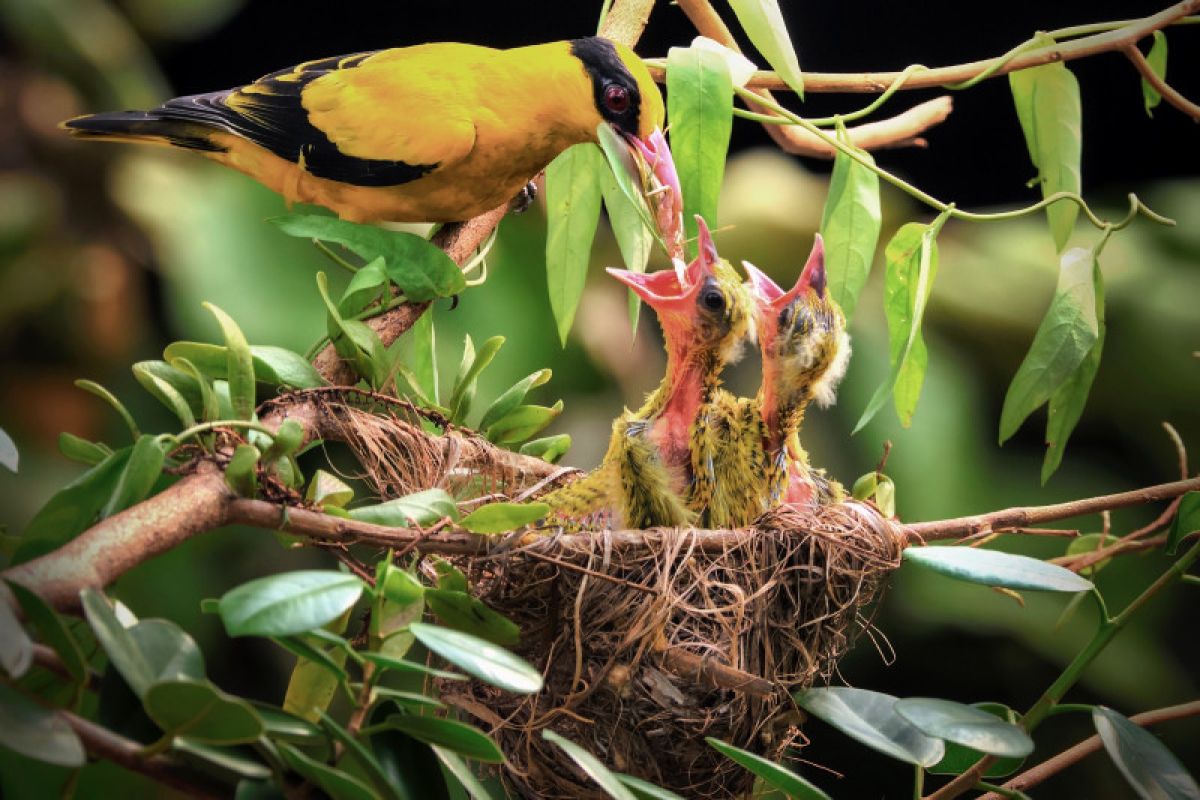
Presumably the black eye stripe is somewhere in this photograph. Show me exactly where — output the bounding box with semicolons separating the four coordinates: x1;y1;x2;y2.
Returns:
571;37;642;136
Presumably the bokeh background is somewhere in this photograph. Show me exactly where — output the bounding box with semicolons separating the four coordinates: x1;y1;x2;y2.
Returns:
1;0;1197;796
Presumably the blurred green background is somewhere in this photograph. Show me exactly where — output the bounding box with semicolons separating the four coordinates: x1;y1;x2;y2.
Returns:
0;0;1197;796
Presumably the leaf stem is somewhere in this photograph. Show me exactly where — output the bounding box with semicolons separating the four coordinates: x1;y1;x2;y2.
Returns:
162;419;278;447
312;240;359;274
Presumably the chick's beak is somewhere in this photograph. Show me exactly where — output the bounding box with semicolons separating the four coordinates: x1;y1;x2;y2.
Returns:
799;234;827;298
742;234;828;314
608;253;707;316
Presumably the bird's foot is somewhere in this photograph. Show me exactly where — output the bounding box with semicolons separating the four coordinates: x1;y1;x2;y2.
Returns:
508;180;538;215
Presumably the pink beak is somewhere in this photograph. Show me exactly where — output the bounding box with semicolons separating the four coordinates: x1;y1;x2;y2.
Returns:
742;234;826;313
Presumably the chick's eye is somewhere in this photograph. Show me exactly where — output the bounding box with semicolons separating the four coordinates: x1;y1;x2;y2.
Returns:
701;289;725;312
604;84;631;113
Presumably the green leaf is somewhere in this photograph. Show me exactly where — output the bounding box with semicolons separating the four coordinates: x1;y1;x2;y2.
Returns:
0;683;85;767
57;432;111;466
1042;253;1105;482
410;622;541;694
81;587;155;696
315;271;386;385
0;426;16;472
101;434;165;517
432;558;469;592
459;502;549;534
479;369;552;432
132;360;200;426
894;698;1033;758
171;357;221;425
424;590;520;647
999;247;1100;444
0;589;33;678
485;401;563;445
903;546;1093;592
1142;31;1168;116
281;606;353;722
615;773;685;800
6;580;87;685
595;123;660;245
602;170;653;333
319;711;404;800
164;342;325;389
251;703;324;744
726;0;806;97
406;311;439;405
224;443;260;497
272;213;465;301
1167;492;1200;556
1093;706;1199;800
12;448;129;564
179;741;271;783
928;702;1028;778
853;221;940;432
794;686;945;766
372;688;444;711
75;379;140;439
371;563;423;660
203;303;256;420
542;729;636;800
277;740;379;800
360;651;466;681
385;714;504;763
518;434;572;464
339;255;389;316
545;143;606;345
128;618;206;685
218;570;365;637
261;419;304;466
144;679;264;744
706;738;830;799
1009;37;1082;251
449;335;504;423
433;746;498;800
306;469;355;508
348;488;459;528
1065;533;1120;576
820;131;882;320
667;45;733;253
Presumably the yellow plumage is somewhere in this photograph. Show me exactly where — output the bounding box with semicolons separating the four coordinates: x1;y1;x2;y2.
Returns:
62;38;664;223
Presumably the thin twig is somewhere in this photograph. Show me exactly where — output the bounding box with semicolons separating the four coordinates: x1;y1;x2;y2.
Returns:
1124;43;1200;121
976;701;1200;799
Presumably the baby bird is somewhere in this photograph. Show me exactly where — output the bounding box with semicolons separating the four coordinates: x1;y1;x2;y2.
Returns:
743;236;851;507
544;218;751;529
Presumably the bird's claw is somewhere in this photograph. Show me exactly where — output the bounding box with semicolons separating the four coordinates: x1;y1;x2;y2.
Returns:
508;180;538;215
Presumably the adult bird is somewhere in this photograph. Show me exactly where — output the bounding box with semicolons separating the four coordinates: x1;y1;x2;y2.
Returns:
743;236;851;507
544;218;752;529
61;38;664;223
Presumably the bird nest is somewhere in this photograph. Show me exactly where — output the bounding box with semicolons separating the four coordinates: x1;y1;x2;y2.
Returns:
300;392;904;798
440;502;902;799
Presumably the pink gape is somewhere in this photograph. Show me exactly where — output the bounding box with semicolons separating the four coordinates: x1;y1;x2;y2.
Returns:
629;129;686;260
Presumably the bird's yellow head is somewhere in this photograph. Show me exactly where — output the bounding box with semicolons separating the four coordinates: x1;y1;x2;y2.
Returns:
607;216;750;365
570;37;665;143
743;236;851;409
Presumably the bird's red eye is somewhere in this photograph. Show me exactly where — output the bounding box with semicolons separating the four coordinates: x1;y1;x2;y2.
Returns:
604;85;631;113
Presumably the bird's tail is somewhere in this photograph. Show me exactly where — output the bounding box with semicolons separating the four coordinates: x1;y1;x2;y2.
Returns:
60;111;226;153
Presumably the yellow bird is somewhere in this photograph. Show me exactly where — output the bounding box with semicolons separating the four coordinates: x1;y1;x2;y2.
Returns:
61;38;664;223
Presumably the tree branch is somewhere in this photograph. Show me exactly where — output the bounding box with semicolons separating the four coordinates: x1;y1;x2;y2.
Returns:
976;701;1200;799
1124;43;1200;121
675;0;954;157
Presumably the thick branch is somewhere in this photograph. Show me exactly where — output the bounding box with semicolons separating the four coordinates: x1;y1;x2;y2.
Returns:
976;701;1200;799
675;0;953;157
61;710;229;799
655;1;1200;94
903;477;1200;542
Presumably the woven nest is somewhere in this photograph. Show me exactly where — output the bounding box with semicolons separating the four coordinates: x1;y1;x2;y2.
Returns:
283;392;905;798
442;502;902;798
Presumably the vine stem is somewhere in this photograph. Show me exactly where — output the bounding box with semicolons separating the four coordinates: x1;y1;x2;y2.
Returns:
925;535;1200;799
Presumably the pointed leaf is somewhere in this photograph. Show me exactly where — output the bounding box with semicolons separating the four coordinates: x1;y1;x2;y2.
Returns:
338;256;390;316
615;773;685;800
0;683;85;767
218;570;365;637
706;737;830;799
459;502;549;534
1093;706;1199;800
895;698;1033;758
1142;31;1168;116
277;741;378;800
667;45;733;253
272;214;464;301
75;379;139;439
542;729;636;800
903;546;1093;592
479;369;552;432
433;746;498;800
81;587;156;697
424;590;520;646
449;335;504;423
132;360;200;425
164;343;325;389
1009;38;1082;251
1167;492;1200;556
518;434;572;464
384;714;504;763
319;711;404;800
407;311;439;405
602;171;652;333
485;401;563;445
854;222;939;432
794;686;945;766
360;651;467;681
546;143;606;345
410;622;542;694
820;134;882;320
203;303;256;420
595;123;660;243
348;488;458;528
1000;247;1099;444
727;0;806;97
57;432;111;466
928;702;1029;777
